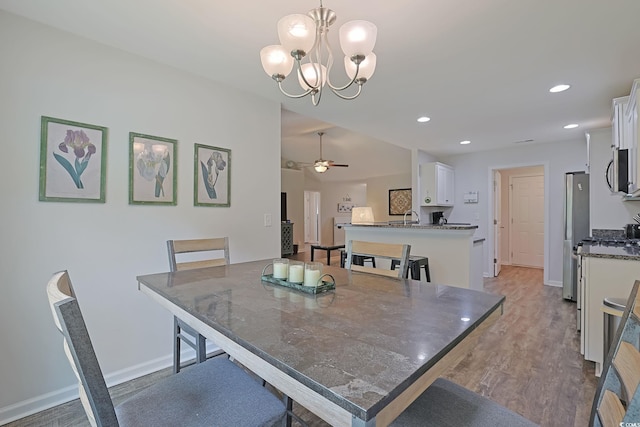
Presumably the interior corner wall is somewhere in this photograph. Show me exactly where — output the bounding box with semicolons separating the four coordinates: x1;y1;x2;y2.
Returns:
0;11;281;423
281;168;305;246
439;138;587;284
366;173;413;222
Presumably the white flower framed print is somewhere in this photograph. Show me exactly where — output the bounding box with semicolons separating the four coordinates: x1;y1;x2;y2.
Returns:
129;132;177;206
194;143;230;207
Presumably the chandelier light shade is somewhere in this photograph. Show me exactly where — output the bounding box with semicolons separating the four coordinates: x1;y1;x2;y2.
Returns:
260;1;377;105
260;45;294;77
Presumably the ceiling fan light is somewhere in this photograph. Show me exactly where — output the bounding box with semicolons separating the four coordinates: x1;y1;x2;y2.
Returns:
277;14;316;55
345;52;376;80
339;20;377;57
260;45;294;78
298;62;327;89
314;163;328;173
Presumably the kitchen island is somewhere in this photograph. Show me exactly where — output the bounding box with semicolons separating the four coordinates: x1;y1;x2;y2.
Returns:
344;223;483;290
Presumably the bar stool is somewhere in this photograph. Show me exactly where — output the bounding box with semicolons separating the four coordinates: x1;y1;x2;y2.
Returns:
340;249;376;268
391;255;431;281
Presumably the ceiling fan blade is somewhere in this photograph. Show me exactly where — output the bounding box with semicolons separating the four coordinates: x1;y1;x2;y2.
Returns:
329;164;349;167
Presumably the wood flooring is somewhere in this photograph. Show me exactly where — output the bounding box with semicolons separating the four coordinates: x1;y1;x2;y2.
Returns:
6;258;597;427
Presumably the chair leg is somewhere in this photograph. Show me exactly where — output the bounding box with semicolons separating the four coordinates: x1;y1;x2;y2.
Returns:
424;259;431;282
284;395;293;427
173;317;181;374
411;260;420;280
196;333;206;364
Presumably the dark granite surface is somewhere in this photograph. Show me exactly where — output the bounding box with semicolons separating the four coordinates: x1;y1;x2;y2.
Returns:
591;228;625;239
137;260;504;421
347;223;478;230
580;243;640;260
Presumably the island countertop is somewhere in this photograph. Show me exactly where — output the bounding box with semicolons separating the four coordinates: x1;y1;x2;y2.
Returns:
345;223;478;231
344;223;483;290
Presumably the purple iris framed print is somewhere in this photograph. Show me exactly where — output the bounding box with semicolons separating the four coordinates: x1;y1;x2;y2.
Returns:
194;143;230;207
129;132;177;206
39;116;108;203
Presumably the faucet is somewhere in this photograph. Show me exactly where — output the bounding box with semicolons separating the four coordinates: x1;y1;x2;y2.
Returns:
403;210;420;225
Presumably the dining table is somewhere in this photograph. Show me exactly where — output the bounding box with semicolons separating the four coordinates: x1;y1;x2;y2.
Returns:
137;259;505;427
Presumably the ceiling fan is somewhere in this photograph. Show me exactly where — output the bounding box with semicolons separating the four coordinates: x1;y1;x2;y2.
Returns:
303;132;349;173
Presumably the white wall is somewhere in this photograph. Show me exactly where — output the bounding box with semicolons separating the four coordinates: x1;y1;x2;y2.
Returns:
0;11;281;423
439;138;587;284
588;127;640;229
318;182;367;245
366;173;412;223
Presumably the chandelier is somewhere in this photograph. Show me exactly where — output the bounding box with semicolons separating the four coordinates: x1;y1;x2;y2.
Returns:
260;1;377;106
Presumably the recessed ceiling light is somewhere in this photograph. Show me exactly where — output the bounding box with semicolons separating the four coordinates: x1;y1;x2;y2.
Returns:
564;124;579;129
460;140;471;145
550;84;571;93
417;116;431;123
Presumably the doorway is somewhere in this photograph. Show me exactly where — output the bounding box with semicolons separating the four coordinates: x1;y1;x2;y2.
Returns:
491;165;546;276
304;191;321;244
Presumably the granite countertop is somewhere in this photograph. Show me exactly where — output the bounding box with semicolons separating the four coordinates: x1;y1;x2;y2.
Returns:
580;244;640;261
346;222;478;230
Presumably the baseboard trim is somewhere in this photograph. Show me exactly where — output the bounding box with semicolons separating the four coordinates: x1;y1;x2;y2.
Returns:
0;343;220;425
545;280;562;288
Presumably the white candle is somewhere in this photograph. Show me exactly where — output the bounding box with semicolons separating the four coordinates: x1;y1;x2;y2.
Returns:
273;262;288;279
304;269;321;287
288;264;304;283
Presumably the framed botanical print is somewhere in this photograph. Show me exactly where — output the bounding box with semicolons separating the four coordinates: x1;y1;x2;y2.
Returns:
194;144;230;207
39;116;108;203
129;132;177;205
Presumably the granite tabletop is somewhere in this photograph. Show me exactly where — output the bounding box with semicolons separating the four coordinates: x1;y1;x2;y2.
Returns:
137;260;504;422
580;243;640;260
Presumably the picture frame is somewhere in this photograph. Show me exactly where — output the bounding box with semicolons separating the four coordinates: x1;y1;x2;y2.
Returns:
389;188;412;215
39;116;108;203
194;143;230;207
129;132;177;205
338;202;355;213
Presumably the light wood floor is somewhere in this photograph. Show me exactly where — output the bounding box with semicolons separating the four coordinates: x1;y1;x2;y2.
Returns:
7;261;597;427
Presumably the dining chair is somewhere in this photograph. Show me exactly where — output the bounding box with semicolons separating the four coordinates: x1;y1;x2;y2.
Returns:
167;237;229;373
345;240;411;279
46;270;286;427
390;279;640;426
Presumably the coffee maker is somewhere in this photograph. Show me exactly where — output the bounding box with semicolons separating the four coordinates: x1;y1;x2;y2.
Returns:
431;211;444;225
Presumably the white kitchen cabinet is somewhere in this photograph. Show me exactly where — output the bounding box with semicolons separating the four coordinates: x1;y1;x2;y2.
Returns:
581;255;640;376
628;79;640;195
420;162;454;206
612;96;630;150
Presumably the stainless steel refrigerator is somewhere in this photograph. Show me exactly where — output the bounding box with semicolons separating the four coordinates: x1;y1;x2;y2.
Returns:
562;172;590;301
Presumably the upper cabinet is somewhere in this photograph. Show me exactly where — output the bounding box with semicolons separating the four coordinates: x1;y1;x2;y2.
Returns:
628;79;640;196
420;162;454;206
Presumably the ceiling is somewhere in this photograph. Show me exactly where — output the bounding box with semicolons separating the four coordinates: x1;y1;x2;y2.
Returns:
3;0;640;181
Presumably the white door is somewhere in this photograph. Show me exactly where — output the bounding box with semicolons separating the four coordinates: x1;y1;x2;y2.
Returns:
510;175;544;268
304;191;321;244
493;170;502;276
